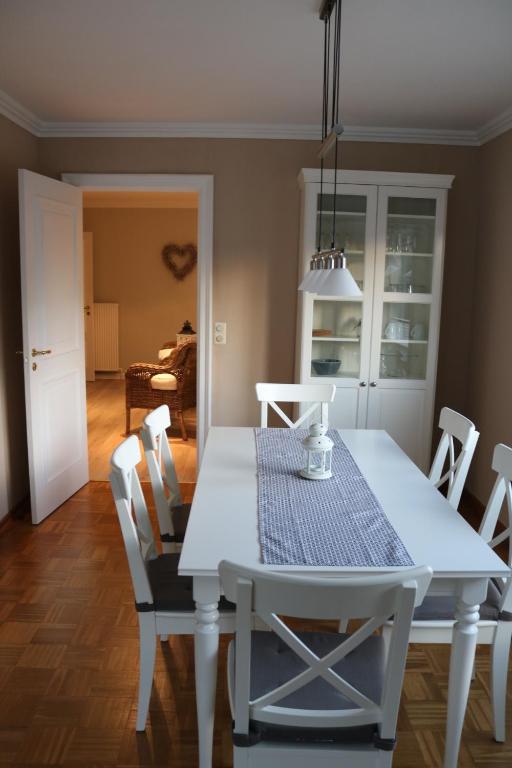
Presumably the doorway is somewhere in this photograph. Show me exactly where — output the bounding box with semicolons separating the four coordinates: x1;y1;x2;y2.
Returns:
63;173;213;476
82;189;199;482
18;170;213;524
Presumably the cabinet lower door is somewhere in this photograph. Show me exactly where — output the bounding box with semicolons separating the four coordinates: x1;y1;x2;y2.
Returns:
366;387;427;469
329;386;368;429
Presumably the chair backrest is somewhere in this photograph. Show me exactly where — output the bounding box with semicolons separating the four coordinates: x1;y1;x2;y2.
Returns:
219;561;432;744
255;382;336;428
429;407;479;510
141;405;181;541
109;435;158;608
478;443;512;611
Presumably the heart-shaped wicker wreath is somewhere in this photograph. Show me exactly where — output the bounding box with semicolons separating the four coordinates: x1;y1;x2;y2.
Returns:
162;243;197;281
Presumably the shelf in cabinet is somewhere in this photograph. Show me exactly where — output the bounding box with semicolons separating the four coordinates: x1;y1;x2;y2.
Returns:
381;339;428;344
317;211;366;217
311;371;360;379
312;336;360;342
387;214;436;220
385;251;433;258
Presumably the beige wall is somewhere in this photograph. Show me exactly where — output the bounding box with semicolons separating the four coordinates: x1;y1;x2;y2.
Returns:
38;137;480;432
83;207;197;370
0;115;39;521
0;122;484;517
466;128;512;503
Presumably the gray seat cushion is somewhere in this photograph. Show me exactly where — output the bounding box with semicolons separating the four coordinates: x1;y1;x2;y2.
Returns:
169;503;191;543
413;579;512;622
230;630;386;746
146;553;234;612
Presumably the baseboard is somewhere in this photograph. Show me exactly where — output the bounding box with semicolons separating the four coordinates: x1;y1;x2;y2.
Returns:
93;370;124;380
0;494;31;532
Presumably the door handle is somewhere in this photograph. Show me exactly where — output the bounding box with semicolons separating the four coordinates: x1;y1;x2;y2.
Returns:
370;381;377;387
32;348;52;357
359;381;367;387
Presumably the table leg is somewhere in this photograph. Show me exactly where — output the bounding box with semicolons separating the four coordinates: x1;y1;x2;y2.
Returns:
444;580;485;768
194;578;220;768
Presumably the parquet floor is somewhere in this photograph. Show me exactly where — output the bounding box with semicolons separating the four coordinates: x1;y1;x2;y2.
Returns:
0;482;511;767
86;380;196;482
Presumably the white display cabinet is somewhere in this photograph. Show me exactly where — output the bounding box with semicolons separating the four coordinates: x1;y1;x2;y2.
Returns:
296;170;453;470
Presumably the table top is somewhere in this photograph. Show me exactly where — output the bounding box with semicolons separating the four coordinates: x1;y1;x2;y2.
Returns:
179;427;510;580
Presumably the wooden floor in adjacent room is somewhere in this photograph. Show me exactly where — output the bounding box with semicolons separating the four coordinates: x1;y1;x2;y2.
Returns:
87;379;196;482
0;482;511;767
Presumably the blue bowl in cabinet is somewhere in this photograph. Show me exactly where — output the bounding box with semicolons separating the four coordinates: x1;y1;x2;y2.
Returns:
312;358;341;376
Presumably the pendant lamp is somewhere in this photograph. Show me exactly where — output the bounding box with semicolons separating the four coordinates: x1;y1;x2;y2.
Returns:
298;0;361;298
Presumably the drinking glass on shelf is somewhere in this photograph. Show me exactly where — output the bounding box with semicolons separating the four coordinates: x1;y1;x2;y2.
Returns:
386;230;398;252
398;230;416;253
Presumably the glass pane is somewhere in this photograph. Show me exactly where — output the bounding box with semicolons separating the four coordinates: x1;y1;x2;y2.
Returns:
380;302;430;380
311;299;362;379
384;196;436;294
316;194;366;290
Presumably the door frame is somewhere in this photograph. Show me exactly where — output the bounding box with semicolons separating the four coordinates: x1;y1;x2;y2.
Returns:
62;173;213;463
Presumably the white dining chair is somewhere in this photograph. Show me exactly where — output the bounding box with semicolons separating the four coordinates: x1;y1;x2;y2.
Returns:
220;560;432;767
141;405;189;553
429;407;479;510
109;435;236;731
255;382;336;429
384;443;512;742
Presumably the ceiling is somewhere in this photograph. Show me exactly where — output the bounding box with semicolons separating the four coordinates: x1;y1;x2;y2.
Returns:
0;0;511;143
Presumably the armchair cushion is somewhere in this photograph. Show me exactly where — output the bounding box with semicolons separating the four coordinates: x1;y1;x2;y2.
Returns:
150;373;178;391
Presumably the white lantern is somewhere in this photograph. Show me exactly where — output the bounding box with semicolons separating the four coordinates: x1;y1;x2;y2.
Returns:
299;423;333;480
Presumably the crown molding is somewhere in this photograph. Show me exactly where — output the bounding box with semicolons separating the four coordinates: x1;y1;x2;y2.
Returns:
36;121;322;140
0;88;40;135
477;106;512;145
0;86;510;146
341;124;478;146
33;120;480;145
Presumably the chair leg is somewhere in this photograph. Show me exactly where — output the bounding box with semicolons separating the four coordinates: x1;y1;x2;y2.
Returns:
125;407;131;436
491;622;512;742
136;613;156;732
178;411;188;441
338;619;349;633
381;624;392;660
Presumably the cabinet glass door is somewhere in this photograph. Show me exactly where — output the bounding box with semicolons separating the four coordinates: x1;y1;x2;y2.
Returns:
384;196;436;294
368;188;442;386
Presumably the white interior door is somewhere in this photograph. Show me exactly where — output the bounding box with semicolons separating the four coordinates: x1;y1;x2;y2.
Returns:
83;232;95;381
19;169;88;524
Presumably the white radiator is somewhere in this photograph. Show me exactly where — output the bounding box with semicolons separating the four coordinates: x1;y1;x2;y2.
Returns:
93;303;119;371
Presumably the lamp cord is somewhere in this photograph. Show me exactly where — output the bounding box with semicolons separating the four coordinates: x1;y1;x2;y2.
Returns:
331;0;343;250
317;15;329;254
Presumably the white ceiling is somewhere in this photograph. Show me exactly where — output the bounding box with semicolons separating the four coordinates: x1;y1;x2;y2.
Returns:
0;0;511;142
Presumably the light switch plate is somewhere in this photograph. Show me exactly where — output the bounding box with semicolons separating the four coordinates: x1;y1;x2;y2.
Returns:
214;321;226;344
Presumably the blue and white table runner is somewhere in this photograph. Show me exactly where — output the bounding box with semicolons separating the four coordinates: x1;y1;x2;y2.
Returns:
255;428;414;567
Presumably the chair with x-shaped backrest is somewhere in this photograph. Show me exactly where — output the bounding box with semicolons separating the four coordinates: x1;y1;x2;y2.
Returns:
428;407;479;510
255;382;336;429
141;405;189;553
220;560;432;768
110;435;235;732
384;443;512;742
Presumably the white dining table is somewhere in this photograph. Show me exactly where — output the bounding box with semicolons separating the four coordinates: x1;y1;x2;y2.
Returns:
179;427;510;768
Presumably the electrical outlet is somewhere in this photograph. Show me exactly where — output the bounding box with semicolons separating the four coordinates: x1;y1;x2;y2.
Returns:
214;321;226;344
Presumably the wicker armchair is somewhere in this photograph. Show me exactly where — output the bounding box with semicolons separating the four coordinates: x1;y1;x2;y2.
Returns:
125;341;197;440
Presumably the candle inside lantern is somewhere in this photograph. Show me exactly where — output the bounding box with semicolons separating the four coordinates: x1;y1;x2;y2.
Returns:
299;423;333;480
